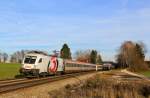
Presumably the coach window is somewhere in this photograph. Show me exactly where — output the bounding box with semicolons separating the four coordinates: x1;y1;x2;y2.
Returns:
76;64;78;67
68;63;71;67
75;64;77;67
67;63;70;67
39;58;42;63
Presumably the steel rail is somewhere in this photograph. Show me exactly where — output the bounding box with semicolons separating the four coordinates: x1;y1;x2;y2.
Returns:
0;71;96;94
0;78;27;84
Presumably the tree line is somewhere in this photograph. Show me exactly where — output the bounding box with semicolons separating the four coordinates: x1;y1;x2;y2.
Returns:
0;43;103;65
60;43;103;64
0;50;28;63
0;52;8;63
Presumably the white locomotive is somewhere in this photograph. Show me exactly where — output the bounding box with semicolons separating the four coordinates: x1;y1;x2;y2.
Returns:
20;51;102;77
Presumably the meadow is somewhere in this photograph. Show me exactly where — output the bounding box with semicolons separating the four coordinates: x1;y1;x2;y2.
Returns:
140;71;150;77
0;63;21;79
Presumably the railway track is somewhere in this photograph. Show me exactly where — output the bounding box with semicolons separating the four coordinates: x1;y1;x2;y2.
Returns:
0;71;96;94
0;78;27;84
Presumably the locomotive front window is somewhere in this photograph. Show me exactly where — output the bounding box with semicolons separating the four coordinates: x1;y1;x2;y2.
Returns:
24;56;37;64
30;58;36;64
24;57;30;63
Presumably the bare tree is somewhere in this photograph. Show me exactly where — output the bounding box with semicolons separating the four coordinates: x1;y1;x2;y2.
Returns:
116;41;148;71
0;52;9;63
0;52;2;63
75;50;91;63
3;53;8;63
10;54;16;63
10;50;28;63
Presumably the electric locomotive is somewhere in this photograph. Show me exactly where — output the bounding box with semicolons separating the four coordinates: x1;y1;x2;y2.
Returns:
20;51;102;77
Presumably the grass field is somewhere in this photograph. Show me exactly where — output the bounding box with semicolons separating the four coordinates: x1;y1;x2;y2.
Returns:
0;63;21;79
140;71;150;77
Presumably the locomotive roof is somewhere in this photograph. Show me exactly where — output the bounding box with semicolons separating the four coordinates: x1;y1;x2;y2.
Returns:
27;51;48;56
25;53;49;57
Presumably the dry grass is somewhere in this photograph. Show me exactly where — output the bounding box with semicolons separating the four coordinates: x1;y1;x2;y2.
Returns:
49;75;150;98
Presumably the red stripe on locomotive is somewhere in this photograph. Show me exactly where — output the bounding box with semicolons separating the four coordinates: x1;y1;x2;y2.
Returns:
49;57;58;73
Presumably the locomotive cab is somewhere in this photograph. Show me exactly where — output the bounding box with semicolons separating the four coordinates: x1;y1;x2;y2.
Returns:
20;53;49;76
19;52;64;77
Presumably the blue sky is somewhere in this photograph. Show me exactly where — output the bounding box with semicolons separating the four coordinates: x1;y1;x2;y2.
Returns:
0;0;150;61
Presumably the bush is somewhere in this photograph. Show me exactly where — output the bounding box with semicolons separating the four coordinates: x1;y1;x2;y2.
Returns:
49;75;150;98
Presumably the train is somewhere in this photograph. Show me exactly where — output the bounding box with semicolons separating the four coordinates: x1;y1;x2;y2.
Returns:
19;51;102;77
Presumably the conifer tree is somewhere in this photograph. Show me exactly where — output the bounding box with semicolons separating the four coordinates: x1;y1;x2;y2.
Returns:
96;54;102;64
90;50;97;64
60;43;72;59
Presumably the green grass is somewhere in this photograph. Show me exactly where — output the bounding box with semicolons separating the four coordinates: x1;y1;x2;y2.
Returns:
0;63;21;79
140;71;150;77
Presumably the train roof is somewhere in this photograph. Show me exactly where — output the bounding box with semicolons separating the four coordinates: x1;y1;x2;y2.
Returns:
65;60;101;66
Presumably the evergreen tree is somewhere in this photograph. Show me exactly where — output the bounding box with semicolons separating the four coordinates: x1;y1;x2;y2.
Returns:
96;54;102;64
60;43;72;59
135;43;145;61
90;50;97;64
